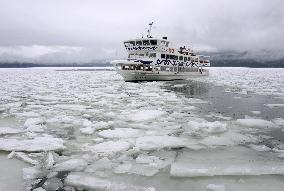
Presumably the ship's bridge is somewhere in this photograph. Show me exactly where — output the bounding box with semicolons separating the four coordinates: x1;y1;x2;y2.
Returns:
123;38;169;53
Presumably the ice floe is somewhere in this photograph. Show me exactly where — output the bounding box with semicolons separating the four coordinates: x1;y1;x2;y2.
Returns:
97;128;144;138
83;140;131;155
24;118;46;132
186;121;227;135
170;146;284;177
249;144;271;152
65;172;156;191
250;111;261;115
80;126;95;135
236;118;275;128
136;136;187;151
0;127;22;135
23;166;47;180
54;158;87;172
206;184;226;191
85;157;114;172
129;110;166;122
265;104;284;108
200;131;258;146
8;151;38;165
0;137;65;152
272;118;284;127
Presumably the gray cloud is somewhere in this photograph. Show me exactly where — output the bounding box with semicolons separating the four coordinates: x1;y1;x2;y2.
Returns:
0;0;283;62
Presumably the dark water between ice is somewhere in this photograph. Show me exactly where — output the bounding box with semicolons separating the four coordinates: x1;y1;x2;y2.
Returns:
163;80;284;143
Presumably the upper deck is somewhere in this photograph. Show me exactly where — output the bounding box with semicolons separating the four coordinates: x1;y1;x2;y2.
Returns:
123;38;170;53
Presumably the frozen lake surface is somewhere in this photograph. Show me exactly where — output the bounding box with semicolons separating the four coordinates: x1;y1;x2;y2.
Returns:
0;67;284;191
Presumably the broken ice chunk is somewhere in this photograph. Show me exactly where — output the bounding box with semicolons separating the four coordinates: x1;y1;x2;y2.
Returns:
250;111;261;115
8;151;38;165
265;104;284;108
236;118;275;128
85;157;114;172
272;118;284;127
24;118;46;132
54;158;87;172
206;184;226;191
200;131;258;146
129;110;165;122
249;144;271;152
187;121;227;135
24;118;45;128
80;126;95;135
136;136;187;151
83;141;131;155
97;128;144;139
23;166;47;180
113;163;132;174
0;137;65;152
65;172;156;191
0;127;22;135
129;164;159;176
170;146;284;177
136;154;161;165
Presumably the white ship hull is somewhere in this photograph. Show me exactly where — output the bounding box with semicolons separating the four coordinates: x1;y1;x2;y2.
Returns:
116;68;208;82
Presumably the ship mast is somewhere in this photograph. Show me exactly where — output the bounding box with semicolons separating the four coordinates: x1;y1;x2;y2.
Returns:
146;22;154;38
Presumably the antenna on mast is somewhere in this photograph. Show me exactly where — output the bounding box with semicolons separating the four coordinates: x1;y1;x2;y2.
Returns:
146;22;154;38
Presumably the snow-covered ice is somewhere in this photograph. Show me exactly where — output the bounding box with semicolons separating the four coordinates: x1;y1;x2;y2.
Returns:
83;140;131;155
136;136;187;150
128;110;166;122
65;172;156;191
186;121;227;135
236;118;275;128
170;146;284;177
265;104;284;108
206;184;226;191
0;127;22;135
97;128;144;138
54;158;87;172
0;137;65;152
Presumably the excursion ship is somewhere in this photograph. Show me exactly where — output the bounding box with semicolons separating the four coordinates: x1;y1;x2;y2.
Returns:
111;22;210;82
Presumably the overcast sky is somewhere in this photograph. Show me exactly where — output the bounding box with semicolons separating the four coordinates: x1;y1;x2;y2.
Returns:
0;0;283;62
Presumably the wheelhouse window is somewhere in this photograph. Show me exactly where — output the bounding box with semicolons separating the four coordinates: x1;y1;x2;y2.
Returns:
179;56;183;61
170;55;175;60
129;41;135;46
149;53;156;58
150;40;157;45
143;40;150;45
124;42;129;47
161;54;165;59
166;54;170;59
136;41;142;46
188;57;191;61
184;57;187;62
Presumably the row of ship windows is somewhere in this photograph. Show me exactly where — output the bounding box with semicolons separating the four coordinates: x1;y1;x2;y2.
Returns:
157;66;199;72
128;53;156;58
122;65;153;71
121;65;199;72
161;54;198;62
124;40;169;47
128;53;198;62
